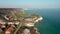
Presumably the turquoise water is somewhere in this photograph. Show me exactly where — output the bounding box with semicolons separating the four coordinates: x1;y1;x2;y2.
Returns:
24;9;60;34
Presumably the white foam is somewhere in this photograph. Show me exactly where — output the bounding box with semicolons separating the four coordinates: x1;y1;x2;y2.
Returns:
34;17;43;22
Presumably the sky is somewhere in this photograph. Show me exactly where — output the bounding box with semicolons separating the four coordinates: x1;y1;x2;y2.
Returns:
0;0;60;8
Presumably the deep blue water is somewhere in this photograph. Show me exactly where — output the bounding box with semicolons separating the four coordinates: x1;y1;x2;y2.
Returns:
24;9;60;34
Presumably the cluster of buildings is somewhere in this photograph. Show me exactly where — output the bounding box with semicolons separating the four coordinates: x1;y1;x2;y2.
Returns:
0;8;43;34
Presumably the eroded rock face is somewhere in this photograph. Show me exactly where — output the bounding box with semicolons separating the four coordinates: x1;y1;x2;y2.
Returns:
17;26;40;34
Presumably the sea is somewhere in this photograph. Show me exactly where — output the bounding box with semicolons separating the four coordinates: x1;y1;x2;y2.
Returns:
24;9;60;34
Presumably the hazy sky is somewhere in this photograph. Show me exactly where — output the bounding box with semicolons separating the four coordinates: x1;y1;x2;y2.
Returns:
0;0;60;8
